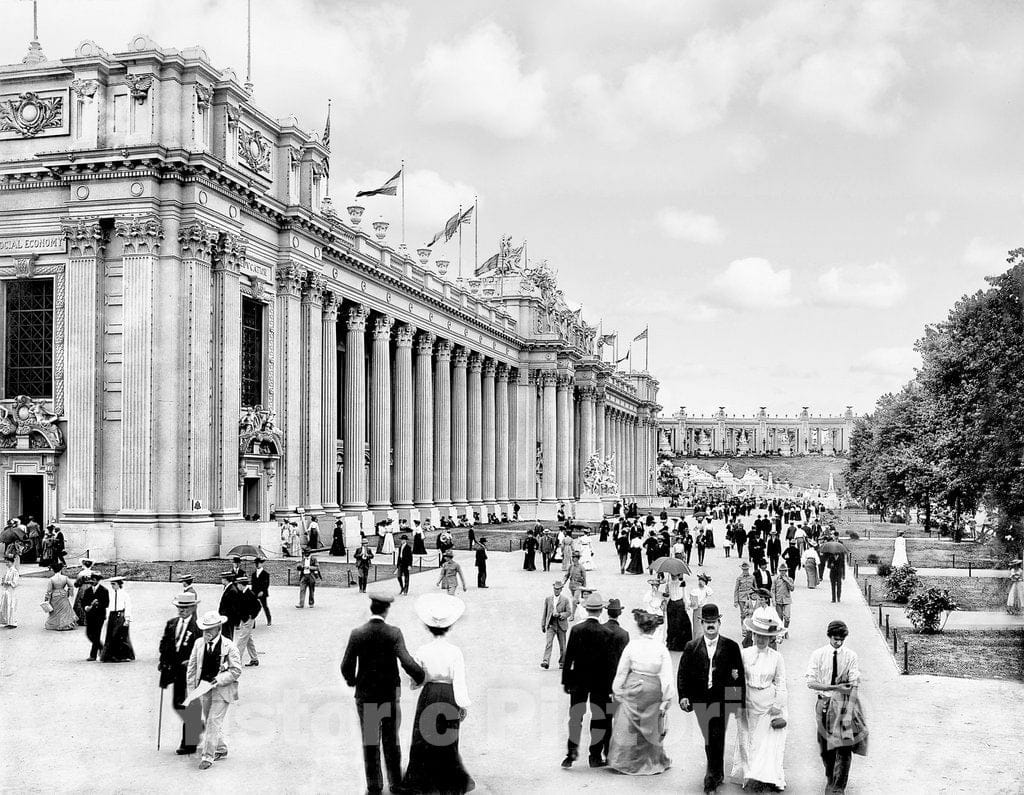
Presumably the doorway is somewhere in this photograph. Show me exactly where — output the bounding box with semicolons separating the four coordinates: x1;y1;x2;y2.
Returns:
242;477;261;520
10;474;44;526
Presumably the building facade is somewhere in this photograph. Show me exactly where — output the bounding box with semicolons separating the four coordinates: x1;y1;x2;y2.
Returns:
660;406;854;457
0;37;660;559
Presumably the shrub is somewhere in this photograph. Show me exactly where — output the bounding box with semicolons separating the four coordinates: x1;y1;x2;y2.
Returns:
884;564;921;604
848;531;860;540
866;553;879;565
876;563;892;577
906;588;958;633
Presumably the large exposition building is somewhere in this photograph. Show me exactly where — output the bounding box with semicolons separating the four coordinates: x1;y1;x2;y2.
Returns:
0;36;661;559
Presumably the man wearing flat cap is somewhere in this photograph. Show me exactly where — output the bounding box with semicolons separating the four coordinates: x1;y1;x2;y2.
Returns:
678;603;746;792
806;620;865;794
159;591;203;755
341;590;426;795
561;591;613;769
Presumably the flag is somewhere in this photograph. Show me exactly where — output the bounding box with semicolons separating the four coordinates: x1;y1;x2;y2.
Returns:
356;168;401;198
600;333;617;346
475;251;499;276
634;327;648;342
459;205;474;226
617;348;630;364
442;209;462;241
322;101;331;151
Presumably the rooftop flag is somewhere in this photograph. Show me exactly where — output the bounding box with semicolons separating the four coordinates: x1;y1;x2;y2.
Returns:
355;168;401;198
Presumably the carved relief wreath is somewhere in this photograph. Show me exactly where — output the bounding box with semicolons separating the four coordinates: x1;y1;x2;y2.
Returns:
0;92;63;137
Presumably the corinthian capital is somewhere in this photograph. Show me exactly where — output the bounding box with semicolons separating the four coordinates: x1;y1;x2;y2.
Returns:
60;216;107;257
467;352;483;373
214;231;246;271
302;271;327;304
434;339;452;362
275;263;305;297
115;213;164;255
178;220;220;260
395;324;416;348
452;347;469;368
346;304;370;332
372;315;394;340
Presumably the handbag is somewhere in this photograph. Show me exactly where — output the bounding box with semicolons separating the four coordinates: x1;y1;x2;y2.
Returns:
40;600;53;614
770;716;787;730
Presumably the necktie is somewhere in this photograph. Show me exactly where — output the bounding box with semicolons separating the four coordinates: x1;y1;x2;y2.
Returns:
175;619;186;650
831;650;838;685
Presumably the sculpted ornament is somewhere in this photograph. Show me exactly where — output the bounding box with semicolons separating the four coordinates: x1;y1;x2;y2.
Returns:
70;79;99;100
115;214;164;255
194;84;212;111
238;127;272;174
583;453;619;496
125;74;154;103
0;397;64;451
239;405;283;456
61;217;107;257
0;92;63;137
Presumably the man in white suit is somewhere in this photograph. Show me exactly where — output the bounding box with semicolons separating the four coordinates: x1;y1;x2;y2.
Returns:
187;611;242;770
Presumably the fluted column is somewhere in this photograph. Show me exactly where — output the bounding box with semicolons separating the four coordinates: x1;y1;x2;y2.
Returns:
556;374;571;502
636;416;646;496
580;386;596;470
450;347;469;506
320;293;340;512
275;265;304;512
61;218;107;516
392;324;415;509
541;371;557;503
368;315;394;510
433;341;453;507
414;331;435;508
466;353;483;509
595;388;606;458
342;305;369;511
567;383;577;499
481;360;496;507
301;273;325;511
495;364;510;505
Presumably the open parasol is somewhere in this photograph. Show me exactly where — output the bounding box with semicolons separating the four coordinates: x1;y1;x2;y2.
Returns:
225;544;270;560
650;556;691;576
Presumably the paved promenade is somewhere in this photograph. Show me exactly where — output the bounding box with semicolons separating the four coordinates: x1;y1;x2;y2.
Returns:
2;512;1022;793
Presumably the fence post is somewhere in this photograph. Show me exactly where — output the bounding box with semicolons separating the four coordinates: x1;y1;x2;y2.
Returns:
287;569;291;586
885;614;890;639
903;641;909;674
867;584;872;605
892;628;898;655
968;561;972;577
878;604;882;625
169;565;173;582
114;563;118;576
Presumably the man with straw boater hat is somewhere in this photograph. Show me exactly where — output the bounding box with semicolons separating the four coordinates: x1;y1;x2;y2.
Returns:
186;610;242;770
158;591;203;756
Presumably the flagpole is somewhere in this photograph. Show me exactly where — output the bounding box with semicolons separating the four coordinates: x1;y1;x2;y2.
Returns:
401;159;406;247
325;98;332;197
599;319;603;362
645;328;650;372
474;195;478;275
457;204;462;279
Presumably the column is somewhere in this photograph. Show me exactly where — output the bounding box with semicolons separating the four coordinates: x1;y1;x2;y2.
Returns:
481;359;496;508
301;272;325;511
275;265;304;512
116;215;164;513
450;347;469;506
320;293;340;513
636;417;646;497
414;331;435;509
625;416;634;496
567;383;576;499
392;323;415;509
433;341;453;507
595;388;606;457
580;386;596;468
177;221;218;514
513;368;535;504
368;315;393;510
495;364;510;506
541;371;557;503
556;374;571;501
342;304;369;511
466;353;483;509
60;218;107;516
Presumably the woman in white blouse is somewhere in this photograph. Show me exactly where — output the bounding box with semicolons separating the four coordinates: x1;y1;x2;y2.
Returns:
606;609;675;776
688;573;714;631
732;614;788;790
100;576;135;662
402;593;475;794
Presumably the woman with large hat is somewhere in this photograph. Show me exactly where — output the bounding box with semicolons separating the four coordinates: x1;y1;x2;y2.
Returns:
402;593;475;794
100;576;135;661
731;614;788;791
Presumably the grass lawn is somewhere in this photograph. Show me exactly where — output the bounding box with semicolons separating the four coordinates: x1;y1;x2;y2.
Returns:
669;455;847;490
902;629;1024;681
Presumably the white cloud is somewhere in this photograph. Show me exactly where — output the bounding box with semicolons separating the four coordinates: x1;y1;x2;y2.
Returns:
656;208;723;244
728;134;767;172
758;44;906;134
816;263;908;308
415;23;548;139
709;257;794;309
573;30;745;145
898;210;942;235
963;237;1010;275
851;347;920;378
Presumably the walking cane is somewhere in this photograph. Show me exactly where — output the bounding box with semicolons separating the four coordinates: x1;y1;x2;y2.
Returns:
157;688;164;751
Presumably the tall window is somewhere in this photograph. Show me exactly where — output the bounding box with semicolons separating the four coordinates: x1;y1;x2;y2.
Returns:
240;297;264;407
5;279;53;398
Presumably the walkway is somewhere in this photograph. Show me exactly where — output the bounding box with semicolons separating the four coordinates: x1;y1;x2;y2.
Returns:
1;510;1022;793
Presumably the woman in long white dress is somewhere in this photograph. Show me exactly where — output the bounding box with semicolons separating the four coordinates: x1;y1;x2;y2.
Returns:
0;554;18;627
640;578;667;643
891;531;909;568
381;524;396;556
579;533;595;571
732;614;788;790
688;573;714;631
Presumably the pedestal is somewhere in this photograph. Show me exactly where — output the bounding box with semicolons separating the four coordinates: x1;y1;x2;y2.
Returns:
344;515;363;547
360;511;376;536
575;495;604;521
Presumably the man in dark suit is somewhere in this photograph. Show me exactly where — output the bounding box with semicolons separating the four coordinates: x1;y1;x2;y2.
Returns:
252;557;271;625
217;571;241;640
733;523;747;558
678;603;746;792
600;597;630;762
561;592;612;768
83;572;109;660
341;591;425;795
395;535;413;595
229;555;245;579
158;591;203;754
474;537;488;588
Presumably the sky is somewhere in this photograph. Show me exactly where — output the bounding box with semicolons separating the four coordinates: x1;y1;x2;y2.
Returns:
4;0;1022;419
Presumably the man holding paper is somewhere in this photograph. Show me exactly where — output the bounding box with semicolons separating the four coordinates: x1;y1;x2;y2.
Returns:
186;611;242;770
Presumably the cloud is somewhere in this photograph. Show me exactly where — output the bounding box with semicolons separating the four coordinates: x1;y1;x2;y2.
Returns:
728;134;767;172
963;237;1011;275
709;257;794;309
415;23;548;138
758;44;906;134
573;30;745;145
898;210;942;236
851;347;920;378
656;208;724;244
816;263;908;308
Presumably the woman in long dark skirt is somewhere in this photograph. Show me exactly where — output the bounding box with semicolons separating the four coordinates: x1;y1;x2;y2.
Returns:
626;536;644;575
330;519;346;556
403;594;475;794
664;574;692;651
523;533;538;571
100;577;135;662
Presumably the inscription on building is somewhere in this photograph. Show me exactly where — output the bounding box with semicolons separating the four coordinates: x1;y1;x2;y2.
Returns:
0;234;67;254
